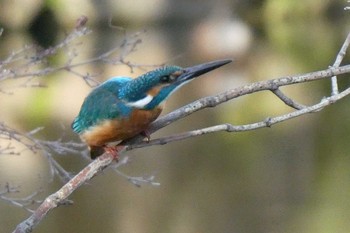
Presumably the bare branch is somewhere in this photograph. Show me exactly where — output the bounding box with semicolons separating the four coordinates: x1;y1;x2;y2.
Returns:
13;61;350;233
0;183;41;213
13;150;120;233
129;86;350;149
9;18;350;233
270;88;306;110
111;156;160;187
0;20;155;91
0;122;85;186
330;32;350;95
1;16;152;207
142;64;350;136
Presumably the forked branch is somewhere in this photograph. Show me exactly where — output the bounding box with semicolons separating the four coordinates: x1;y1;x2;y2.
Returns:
13;31;350;232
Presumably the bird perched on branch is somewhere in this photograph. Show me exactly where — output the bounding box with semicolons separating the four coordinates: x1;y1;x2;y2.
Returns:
72;59;231;159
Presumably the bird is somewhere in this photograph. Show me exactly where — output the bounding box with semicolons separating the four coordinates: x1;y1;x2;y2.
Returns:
72;59;232;159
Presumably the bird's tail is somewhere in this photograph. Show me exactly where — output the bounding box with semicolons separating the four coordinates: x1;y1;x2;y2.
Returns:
89;146;105;159
71;117;83;133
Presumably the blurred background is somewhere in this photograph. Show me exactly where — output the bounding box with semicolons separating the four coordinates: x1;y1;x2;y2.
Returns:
1;0;350;232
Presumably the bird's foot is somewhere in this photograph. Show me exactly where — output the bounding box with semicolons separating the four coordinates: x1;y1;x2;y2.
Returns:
104;145;123;161
140;130;151;142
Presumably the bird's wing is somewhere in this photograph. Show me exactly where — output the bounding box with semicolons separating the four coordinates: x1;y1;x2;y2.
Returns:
71;84;132;134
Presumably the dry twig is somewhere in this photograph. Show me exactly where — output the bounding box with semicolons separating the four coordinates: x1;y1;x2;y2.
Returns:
12;31;350;233
0;16;151;216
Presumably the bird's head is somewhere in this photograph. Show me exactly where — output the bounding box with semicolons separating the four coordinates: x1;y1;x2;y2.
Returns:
119;59;232;110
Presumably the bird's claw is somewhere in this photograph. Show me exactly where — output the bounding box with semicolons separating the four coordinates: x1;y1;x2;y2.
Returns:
140;130;151;142
104;146;122;161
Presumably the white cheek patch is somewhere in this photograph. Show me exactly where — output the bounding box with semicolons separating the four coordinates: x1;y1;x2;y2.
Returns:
172;80;190;93
126;95;153;108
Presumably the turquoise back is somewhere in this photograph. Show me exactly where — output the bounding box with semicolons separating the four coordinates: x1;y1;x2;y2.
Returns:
72;77;133;133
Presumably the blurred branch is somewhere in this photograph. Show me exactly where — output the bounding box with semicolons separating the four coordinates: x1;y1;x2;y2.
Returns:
13;30;350;232
0;183;42;213
0;15;155;221
112;156;160;187
0;16;154;91
0;21;93;90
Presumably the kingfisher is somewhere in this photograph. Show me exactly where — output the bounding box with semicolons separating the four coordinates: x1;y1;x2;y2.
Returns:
72;59;231;159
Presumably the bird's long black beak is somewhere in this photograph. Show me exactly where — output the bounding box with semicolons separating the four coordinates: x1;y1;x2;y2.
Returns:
177;59;232;83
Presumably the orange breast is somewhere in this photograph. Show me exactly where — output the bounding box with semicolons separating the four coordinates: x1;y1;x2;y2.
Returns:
81;106;163;146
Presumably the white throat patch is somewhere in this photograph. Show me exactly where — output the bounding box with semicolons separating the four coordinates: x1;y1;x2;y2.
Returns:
126;95;153;108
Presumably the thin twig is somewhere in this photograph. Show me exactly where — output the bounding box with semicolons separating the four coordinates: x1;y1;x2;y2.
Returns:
13;150;121;233
9;21;350;233
271;88;306;110
0;23;153;91
12;62;350;233
330;32;350;95
129;86;350;150
141;64;350;136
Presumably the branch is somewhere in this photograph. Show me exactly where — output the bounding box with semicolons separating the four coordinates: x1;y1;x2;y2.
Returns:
13;151;118;233
0;17;156;91
129;86;350;149
330;32;350;95
12;27;350;233
144;64;350;135
1;16;157;212
270;88;306;110
13;63;350;233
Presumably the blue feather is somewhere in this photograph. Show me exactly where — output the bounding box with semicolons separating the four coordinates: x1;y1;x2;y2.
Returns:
72;77;133;133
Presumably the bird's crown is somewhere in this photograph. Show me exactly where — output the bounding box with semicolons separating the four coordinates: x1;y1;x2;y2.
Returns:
118;66;185;109
106;59;231;110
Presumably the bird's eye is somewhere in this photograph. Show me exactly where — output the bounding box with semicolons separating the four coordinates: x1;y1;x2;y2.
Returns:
160;75;170;83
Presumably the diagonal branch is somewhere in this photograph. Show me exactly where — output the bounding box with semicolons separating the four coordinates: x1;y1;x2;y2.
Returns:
12;151;119;233
270;88;306;110
129;86;350;150
12;62;350;233
143;64;350;135
12;28;350;233
330;31;350;95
